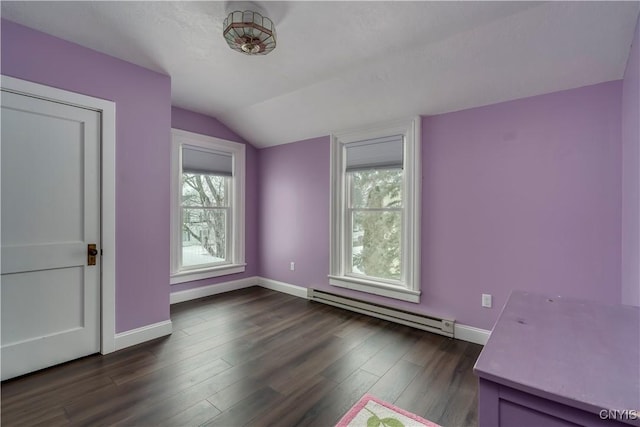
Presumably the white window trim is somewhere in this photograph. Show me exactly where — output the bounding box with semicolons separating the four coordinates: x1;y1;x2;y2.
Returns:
329;117;421;303
170;128;245;285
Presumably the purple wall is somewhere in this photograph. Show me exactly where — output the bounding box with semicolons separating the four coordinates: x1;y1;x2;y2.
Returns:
622;15;640;307
420;81;622;329
1;20;172;333
2;18;632;335
170;106;259;292
258;82;623;330
258;136;330;286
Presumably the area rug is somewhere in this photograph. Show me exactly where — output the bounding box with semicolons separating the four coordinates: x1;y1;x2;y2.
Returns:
336;394;441;427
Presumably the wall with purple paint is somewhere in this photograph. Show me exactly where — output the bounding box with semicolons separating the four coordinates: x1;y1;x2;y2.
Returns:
1;20;172;333
170;106;259;292
258;136;330;286
420;81;622;329
172;106;250;145
622;15;640;307
258;82;623;330
2;17;631;335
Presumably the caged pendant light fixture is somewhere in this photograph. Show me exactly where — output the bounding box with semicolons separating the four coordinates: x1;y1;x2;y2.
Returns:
223;10;276;55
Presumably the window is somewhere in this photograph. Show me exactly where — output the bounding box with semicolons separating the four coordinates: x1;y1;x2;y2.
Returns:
329;118;421;302
170;129;245;284
181;171;229;267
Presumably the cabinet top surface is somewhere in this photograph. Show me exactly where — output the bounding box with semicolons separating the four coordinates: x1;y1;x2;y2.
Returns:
474;290;640;415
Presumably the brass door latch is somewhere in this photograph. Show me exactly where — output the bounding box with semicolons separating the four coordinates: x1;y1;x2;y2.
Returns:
88;244;98;266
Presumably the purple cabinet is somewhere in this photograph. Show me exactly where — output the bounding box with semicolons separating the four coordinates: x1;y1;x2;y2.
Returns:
474;291;639;427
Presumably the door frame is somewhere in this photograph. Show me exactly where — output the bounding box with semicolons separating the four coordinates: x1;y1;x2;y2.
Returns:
1;75;117;354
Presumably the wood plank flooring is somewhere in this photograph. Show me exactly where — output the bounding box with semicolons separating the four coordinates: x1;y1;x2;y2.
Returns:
1;287;483;426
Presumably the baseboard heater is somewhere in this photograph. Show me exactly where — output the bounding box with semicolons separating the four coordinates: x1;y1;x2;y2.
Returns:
307;289;455;338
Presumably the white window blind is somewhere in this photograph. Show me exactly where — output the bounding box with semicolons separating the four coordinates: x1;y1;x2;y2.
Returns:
345;135;404;172
182;145;233;176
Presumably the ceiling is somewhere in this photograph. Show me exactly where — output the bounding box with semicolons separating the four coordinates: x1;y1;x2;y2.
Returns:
2;1;639;148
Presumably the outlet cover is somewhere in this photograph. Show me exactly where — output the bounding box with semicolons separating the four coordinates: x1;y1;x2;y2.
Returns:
482;294;492;308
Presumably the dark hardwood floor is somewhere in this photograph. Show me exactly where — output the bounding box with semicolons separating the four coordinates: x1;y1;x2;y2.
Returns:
1;287;482;426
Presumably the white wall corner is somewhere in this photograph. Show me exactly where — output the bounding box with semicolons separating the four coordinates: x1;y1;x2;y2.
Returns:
454;323;491;345
170;276;259;305
114;320;173;351
257;277;308;298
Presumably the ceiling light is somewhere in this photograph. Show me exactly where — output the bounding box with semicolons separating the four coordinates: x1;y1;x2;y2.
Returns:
223;10;276;55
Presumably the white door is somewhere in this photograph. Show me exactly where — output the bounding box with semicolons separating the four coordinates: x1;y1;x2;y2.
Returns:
1;90;101;381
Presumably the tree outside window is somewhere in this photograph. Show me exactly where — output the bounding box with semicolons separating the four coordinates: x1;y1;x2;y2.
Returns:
349;169;402;281
181;173;229;267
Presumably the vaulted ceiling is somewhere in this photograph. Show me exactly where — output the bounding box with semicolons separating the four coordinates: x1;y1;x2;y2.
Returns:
2;1;639;147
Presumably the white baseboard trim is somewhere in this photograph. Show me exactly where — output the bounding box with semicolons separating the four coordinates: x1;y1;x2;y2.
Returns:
258;278;491;345
454;323;491;345
114;320;173;351
170;276;259;304
257;277;308;298
168;275;491;346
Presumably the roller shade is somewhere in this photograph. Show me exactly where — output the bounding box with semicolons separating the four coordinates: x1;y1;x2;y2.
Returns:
345;135;404;172
182;145;233;176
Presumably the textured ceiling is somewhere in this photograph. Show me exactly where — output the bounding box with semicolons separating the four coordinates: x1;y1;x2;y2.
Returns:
2;1;639;147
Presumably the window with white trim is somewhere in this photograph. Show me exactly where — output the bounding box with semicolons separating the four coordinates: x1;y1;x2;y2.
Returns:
329;118;421;302
170;129;245;284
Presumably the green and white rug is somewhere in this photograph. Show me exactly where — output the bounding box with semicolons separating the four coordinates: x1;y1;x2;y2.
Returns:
336;394;441;427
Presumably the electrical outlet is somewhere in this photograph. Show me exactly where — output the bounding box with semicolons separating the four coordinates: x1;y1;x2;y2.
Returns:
482;294;492;308
290;262;295;271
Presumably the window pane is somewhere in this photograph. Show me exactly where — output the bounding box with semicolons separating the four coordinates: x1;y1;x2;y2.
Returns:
350;169;402;209
182;173;227;207
351;210;402;281
182;208;227;267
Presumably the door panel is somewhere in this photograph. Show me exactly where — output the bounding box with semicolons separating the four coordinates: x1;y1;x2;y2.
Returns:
1;90;101;380
1;268;84;345
1;106;84;245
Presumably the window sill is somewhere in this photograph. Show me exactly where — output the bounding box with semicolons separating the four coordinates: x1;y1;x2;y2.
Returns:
170;263;246;285
328;275;420;303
